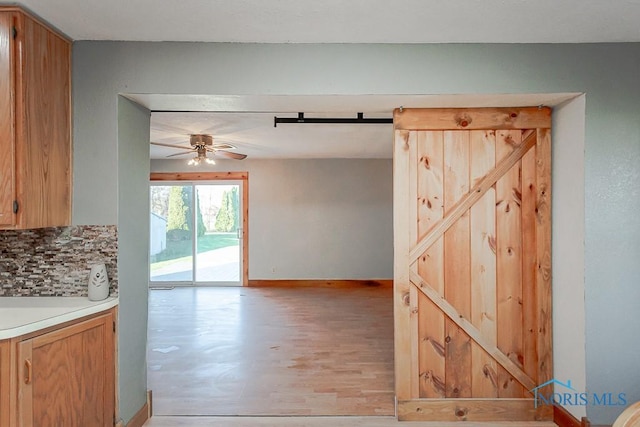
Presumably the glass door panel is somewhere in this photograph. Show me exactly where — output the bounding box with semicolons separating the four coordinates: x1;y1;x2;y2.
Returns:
150;185;194;282
150;181;243;286
195;184;241;284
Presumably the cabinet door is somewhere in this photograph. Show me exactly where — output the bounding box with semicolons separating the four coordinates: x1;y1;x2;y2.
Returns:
13;12;71;228
0;13;15;227
17;313;115;427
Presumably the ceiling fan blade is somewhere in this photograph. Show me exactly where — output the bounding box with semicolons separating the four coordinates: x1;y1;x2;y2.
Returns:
211;143;236;150
166;150;196;158
205;145;236;153
214;150;247;160
151;141;190;150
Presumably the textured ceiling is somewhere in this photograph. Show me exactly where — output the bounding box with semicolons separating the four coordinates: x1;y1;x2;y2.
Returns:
16;0;640;43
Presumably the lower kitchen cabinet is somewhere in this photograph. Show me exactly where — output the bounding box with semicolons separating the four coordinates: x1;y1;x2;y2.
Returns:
2;309;115;427
0;338;12;427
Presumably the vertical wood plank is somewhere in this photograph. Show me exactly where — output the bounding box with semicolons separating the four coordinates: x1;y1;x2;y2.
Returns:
535;128;553;421
409;285;420;397
496;130;525;398
470;130;498;398
443;130;471;398
416;131;446;398
409;135;420;397
393;128;413;400
521;143;538;382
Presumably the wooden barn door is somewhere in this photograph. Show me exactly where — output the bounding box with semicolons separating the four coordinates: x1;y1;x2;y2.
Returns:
393;108;552;422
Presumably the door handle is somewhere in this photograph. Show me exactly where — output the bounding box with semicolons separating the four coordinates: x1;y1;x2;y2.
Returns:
24;359;32;384
237;228;243;239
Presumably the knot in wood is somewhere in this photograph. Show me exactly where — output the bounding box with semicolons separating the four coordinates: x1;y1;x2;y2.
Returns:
402;292;410;306
455;113;472;128
455;407;467;418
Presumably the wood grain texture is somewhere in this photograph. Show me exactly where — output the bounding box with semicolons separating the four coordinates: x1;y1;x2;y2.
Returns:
151;172;249;285
398;399;537;422
6;336;18;427
143;415;557;427
148;287;394;416
394;107;551;131
0;339;10;427
410;272;536;393
470;130;498;398
150;172;248;181
409;132;420;397
241;175;249;285
395;109;552;422
416;131;445;398
17;339;33;426
535;128;553;421
13;11;71;228
443;130;471;398
0;12;15;227
612;401;640;427
17;310;115;427
496;130;525;398
409;284;420;397
393;128;413;401
522;145;538;382
553;403;583;427
409;131;537;264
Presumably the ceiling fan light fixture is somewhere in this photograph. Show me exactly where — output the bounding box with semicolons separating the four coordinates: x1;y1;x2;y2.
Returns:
187;157;200;166
187;148;216;166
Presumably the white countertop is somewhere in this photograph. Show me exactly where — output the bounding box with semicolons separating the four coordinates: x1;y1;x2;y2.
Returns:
0;297;118;340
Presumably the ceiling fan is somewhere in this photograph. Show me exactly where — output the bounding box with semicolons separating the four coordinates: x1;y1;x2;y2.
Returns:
151;134;247;165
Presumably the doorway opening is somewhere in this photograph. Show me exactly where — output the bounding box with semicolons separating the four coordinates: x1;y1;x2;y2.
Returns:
132;93;584;422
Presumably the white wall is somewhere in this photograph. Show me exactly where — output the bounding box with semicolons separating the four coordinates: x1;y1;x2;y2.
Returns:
72;42;640;425
553;95;587;420
151;158;393;280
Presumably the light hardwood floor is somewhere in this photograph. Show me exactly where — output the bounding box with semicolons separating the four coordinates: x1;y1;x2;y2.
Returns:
147;286;395;416
144;416;557;426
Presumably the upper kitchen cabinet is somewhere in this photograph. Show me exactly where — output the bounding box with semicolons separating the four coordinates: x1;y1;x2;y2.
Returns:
0;7;71;229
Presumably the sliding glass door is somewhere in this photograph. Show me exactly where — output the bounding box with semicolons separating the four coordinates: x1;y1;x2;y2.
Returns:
150;181;243;286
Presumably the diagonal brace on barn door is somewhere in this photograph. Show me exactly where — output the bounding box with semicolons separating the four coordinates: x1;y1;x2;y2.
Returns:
409;130;537;265
409;271;537;392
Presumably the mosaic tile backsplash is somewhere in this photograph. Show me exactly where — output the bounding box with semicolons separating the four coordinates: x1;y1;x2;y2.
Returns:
0;225;118;297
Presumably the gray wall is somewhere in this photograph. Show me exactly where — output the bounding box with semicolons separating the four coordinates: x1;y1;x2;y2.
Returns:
151;158;393;280
117;97;151;422
73;42;640;425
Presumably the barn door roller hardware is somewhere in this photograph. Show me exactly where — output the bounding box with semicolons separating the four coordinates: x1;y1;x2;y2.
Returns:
274;112;392;127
